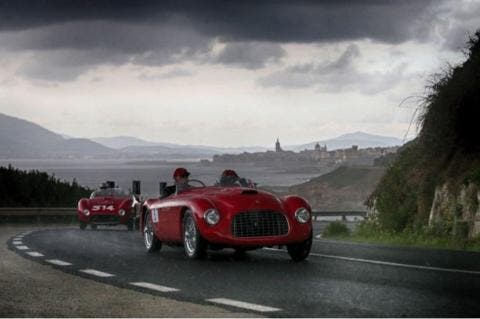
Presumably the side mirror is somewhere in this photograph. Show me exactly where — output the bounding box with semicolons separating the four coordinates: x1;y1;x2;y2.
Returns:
159;182;167;198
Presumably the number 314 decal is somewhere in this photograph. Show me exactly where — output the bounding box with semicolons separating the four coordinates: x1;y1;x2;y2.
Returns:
92;205;115;211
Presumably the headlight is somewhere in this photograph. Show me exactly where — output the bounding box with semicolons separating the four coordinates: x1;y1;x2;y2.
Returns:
204;209;220;225
295;207;310;223
83;209;90;216
119;209;126;216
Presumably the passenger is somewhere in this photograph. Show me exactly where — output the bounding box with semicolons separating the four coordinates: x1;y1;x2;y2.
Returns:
218;169;250;187
163;167;191;196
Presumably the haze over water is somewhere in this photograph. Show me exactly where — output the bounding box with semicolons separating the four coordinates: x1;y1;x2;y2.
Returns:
1;160;318;197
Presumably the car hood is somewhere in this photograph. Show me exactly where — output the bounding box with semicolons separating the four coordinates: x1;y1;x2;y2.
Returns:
183;187;285;213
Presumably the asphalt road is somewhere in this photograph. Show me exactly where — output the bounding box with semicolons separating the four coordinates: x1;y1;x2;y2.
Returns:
9;227;480;317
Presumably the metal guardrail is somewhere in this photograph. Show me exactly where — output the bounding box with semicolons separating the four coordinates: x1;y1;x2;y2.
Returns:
0;207;367;220
311;210;367;221
0;207;76;216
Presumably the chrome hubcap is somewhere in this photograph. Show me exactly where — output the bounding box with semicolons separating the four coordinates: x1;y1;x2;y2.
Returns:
144;215;153;248
184;215;197;255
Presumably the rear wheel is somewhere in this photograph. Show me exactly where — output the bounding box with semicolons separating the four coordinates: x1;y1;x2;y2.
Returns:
287;234;312;261
183;210;206;259
144;211;161;253
91;224;97;230
79;221;87;230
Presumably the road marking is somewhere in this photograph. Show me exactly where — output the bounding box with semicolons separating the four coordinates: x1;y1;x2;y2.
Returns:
26;251;44;257
80;269;115;277
14;236;24;240
130;282;179;292
46;259;72;266
264;248;480;276
16;245;29;250
207;298;281;313
12;241;23;245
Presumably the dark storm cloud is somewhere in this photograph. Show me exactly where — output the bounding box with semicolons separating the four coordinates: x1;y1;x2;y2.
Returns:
0;0;445;81
258;44;407;94
0;0;438;43
212;42;286;69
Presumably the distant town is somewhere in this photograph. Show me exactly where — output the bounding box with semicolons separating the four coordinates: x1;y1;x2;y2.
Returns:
209;138;399;168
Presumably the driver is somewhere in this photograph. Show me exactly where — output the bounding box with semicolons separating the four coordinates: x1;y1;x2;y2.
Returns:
219;169;249;187
173;167;190;193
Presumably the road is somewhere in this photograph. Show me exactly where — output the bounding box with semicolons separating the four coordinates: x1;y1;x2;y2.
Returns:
8;226;480;317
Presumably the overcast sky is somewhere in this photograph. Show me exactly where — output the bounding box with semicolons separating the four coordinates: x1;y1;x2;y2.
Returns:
0;0;479;147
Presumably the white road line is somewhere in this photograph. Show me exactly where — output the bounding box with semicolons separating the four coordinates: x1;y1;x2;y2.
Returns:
12;241;23;245
16;245;29;250
264;247;480;276
207;298;281;313
46;259;72;266
130;282;179;292
14;236;24;240
26;251;44;257
80;269;115;278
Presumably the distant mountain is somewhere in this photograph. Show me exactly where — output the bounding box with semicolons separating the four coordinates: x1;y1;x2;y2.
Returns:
93;135;269;154
0;113;115;159
285;132;404;151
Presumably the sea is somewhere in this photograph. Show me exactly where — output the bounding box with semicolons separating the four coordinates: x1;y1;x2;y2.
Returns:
1;159;321;197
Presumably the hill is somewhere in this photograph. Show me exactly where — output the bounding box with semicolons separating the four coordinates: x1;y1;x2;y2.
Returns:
0;113;115;159
286;131;403;152
289;166;385;210
368;31;480;239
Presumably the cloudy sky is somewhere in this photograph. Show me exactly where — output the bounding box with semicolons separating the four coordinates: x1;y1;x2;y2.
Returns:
0;0;479;147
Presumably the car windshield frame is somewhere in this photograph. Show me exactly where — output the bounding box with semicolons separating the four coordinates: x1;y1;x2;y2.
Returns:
90;188;130;199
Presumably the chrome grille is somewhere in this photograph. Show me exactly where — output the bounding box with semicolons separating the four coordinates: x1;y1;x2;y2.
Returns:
232;211;288;238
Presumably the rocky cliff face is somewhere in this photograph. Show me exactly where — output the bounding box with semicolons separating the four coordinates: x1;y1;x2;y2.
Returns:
429;183;480;238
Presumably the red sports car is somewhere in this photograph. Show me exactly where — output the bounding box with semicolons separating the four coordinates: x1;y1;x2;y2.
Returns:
140;179;312;261
78;182;136;230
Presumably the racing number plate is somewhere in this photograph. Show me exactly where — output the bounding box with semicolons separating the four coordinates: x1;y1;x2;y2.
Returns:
152;209;159;223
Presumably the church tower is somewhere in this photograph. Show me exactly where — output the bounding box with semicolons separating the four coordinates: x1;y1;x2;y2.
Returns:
275;138;283;152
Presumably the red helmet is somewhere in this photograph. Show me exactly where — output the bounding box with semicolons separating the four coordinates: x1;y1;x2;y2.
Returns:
173;167;190;178
222;169;238;177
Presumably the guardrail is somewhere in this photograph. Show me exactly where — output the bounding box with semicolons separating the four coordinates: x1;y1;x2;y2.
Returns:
0;207;367;221
311;210;367;221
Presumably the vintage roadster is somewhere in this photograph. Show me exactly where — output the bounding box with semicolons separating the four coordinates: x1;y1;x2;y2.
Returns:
140;179;312;261
78;181;136;230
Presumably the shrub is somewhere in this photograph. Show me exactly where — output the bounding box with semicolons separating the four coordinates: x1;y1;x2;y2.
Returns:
322;221;350;238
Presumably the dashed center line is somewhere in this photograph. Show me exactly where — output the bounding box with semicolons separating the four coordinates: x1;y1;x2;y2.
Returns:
16;245;29;250
46;259;72;266
130;282;179;292
26;251;44;257
80;269;115;277
207;298;281;312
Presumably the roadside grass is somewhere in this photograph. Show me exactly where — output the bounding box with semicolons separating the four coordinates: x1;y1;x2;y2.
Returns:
321;221;480;252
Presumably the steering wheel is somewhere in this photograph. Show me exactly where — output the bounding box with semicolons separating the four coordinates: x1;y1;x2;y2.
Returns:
188;179;206;187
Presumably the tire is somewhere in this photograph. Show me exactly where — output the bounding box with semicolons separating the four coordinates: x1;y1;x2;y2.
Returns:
182;210;206;259
91;224;97;230
143;211;161;253
287;234;312;262
79;221;87;230
233;248;247;260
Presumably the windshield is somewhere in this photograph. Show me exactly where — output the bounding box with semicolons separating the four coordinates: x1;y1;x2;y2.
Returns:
90;188;130;198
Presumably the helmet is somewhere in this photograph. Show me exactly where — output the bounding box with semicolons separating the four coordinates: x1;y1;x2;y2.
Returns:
222;169;238;177
173;167;190;178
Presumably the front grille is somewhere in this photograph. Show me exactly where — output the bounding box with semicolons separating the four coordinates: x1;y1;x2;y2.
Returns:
91;215;120;224
232;211;289;238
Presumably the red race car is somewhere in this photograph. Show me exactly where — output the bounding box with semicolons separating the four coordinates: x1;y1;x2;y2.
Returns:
78;181;136;231
140;179;312;261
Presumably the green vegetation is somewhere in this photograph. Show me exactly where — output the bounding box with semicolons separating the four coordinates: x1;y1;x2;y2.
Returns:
356;31;480;248
0;164;91;207
322;221;350;238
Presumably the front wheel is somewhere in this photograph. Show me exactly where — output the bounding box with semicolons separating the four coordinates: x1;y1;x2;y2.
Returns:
287;234;312;261
79;221;87;230
144;211;161;253
126;219;134;231
183;210;206;259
